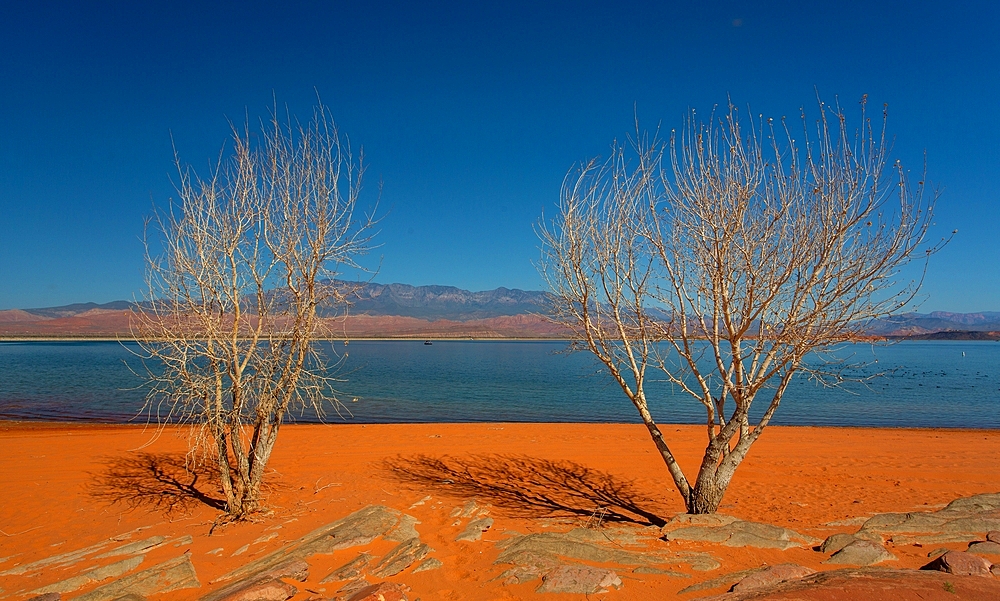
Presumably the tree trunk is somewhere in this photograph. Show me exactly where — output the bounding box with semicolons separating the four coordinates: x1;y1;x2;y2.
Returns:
214;432;240;515
685;476;728;514
684;436;751;514
243;422;280;512
687;448;730;514
631;393;693;505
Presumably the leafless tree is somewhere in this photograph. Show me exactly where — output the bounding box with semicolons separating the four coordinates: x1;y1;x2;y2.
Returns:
132;102;377;517
539;97;946;514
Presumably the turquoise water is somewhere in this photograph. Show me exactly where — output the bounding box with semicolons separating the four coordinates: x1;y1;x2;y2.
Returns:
0;340;997;427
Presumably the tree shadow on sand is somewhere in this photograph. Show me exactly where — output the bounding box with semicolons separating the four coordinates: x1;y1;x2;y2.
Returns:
90;452;226;514
384;454;670;527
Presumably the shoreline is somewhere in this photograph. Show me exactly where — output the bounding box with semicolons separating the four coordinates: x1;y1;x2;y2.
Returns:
0;336;571;342
3;418;1000;433
5;335;1000;342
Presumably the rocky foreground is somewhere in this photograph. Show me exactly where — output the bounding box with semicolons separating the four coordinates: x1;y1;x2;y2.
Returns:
3;493;1000;601
3;423;1000;601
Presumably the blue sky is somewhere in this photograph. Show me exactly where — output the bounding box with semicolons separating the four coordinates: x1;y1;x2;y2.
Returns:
1;1;997;311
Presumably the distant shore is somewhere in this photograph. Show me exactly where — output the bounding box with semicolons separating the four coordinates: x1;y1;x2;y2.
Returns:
0;335;569;342
4;332;1000;342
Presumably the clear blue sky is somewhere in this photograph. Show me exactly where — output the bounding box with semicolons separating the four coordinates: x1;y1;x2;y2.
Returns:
1;1;997;311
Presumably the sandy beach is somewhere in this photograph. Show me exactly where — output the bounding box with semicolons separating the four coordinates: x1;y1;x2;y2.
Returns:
1;422;999;600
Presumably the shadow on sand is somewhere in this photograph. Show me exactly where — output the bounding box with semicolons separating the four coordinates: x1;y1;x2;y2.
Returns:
384;453;669;527
90;452;226;513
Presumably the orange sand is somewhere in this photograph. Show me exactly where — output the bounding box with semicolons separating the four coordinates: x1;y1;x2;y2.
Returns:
1;422;998;599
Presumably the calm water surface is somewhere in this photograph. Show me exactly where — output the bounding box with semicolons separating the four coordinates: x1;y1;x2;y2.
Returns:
0;340;997;427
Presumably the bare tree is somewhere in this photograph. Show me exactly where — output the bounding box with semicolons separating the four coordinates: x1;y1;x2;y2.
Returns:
539;97;945;514
133;102;377;517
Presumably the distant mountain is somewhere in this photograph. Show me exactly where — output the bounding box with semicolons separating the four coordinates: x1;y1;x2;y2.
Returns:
893;330;1000;341
867;312;1000;336
22;301;135;319
8;284;552;323
0;283;559;338
1;285;996;339
330;282;552;321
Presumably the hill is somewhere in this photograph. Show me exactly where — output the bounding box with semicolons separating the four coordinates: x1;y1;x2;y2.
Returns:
1;284;996;339
0;283;561;338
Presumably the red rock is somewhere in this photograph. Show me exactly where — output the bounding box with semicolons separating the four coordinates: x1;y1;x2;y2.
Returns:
536;564;622;594
260;558;310;582
698;567;1000;600
345;582;409;601
921;550;993;576
731;564;816;592
987;530;1000;543
215;579;297;601
967;541;1000;555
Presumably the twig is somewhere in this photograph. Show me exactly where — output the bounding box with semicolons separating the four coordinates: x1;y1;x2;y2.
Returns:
0;525;43;537
314;477;342;494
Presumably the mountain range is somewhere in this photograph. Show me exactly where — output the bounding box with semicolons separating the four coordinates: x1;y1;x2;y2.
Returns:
0;283;997;339
326;282;552;320
0;283;562;338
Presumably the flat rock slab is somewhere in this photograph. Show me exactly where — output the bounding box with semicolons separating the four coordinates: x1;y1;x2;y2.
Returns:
336;578;369;596
29;555;144;595
369;538;432;578
887;532;976;545
495;565;545;585
677;568;767;595
819;533;857;554
536;564;622;594
451;500;480;518
662;520;816;550
987;530;1000;543
632;566;690;578
412;558;443;573
456;517;494;542
968;541;1000;556
730;564;815;593
944;493;1000;513
320;553;373;583
73;553;200;601
210;578;297;601
494;530;719;587
921;551;993;576
663;514;740;529
824;540;896;566
855;492;1000;545
213;505;400;585
385;515;420;542
694;567;1000;600
94;537;167;559
496;531;718;571
201;559;309;601
548;526;660;548
0;540;112;577
345;582;409;601
496;532;654;566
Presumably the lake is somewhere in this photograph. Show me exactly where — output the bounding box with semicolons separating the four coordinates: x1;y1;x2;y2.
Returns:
0;340;997;428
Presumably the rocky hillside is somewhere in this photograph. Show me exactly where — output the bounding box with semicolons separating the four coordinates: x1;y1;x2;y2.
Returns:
0;283;561;338
867;311;1000;336
1;284;997;339
330;282;552;321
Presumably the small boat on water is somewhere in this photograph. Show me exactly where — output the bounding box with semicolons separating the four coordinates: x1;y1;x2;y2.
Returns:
424;340;433;345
